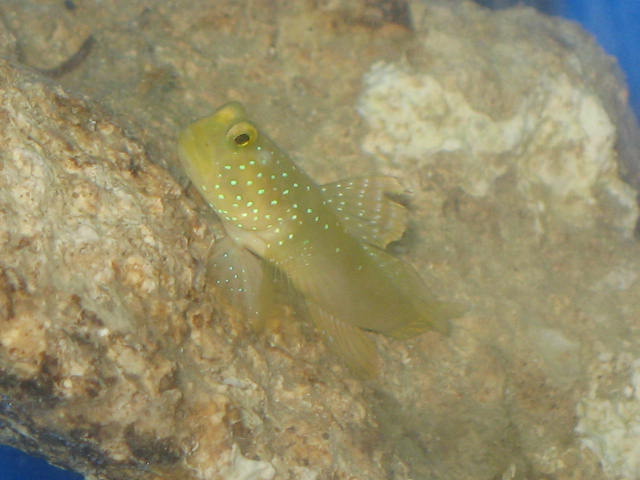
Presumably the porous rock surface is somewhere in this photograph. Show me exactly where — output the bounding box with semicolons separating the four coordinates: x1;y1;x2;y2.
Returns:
1;1;640;480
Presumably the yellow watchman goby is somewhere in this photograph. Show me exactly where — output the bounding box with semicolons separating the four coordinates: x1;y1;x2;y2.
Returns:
178;102;459;377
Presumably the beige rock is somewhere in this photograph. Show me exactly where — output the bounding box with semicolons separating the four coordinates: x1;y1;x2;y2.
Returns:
0;1;639;480
0;54;394;478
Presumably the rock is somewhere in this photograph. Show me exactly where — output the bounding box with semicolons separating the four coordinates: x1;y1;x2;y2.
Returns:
1;1;639;480
0;58;383;479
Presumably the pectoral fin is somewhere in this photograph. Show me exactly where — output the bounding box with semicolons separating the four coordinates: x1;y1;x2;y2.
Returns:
321;176;408;248
208;237;277;330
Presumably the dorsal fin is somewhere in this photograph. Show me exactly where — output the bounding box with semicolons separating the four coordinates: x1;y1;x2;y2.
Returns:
320;176;409;249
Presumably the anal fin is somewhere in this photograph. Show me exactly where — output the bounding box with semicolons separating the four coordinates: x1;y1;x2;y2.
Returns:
307;301;379;379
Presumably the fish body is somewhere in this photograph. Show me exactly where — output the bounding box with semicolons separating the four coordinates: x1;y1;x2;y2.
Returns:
179;102;458;376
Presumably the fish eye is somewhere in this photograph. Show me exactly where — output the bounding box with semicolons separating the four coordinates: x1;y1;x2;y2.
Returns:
234;133;250;146
226;121;258;148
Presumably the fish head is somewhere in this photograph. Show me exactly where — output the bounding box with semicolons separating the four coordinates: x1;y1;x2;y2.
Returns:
178;102;303;233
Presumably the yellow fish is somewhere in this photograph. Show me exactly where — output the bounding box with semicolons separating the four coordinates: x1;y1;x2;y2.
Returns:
178;102;459;377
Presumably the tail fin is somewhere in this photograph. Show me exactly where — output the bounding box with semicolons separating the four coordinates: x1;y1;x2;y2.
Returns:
388;299;466;340
358;243;465;339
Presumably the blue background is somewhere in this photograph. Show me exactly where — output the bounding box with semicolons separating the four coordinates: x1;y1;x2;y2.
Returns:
1;1;638;479
559;0;640;116
0;445;83;480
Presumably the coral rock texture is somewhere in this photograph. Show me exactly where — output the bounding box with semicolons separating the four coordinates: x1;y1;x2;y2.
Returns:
0;59;382;479
1;1;640;480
